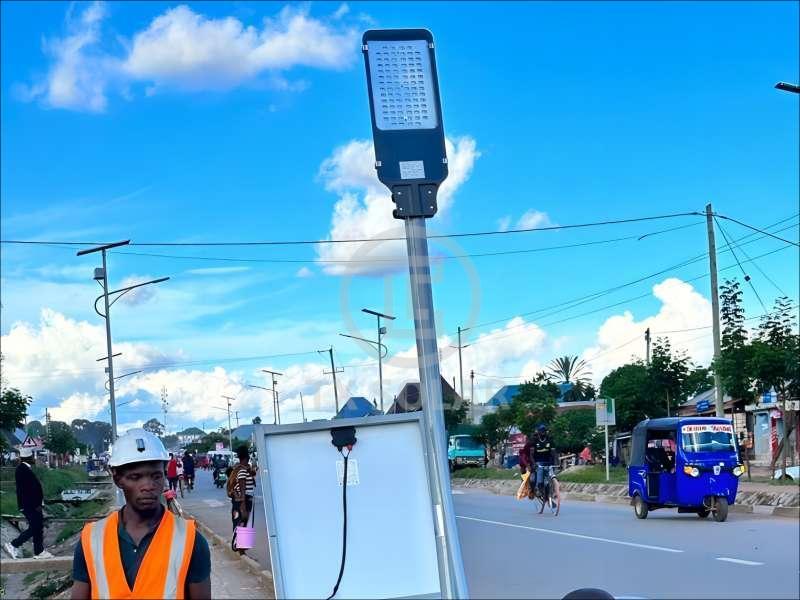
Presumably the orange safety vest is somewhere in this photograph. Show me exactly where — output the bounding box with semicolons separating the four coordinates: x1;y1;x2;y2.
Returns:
81;509;196;599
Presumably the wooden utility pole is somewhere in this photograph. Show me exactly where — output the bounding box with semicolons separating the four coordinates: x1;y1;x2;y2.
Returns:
645;328;651;365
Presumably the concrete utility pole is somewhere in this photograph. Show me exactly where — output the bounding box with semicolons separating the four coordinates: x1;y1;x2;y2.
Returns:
299;392;306;422
261;370;283;424
221;396;235;451
457;326;466;400
319;347;343;414
235;411;240;428
706;203;725;417
645;328;651;365
161;386;168;435
470;370;475;424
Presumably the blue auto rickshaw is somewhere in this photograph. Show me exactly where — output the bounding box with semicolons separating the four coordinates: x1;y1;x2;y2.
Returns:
628;417;746;522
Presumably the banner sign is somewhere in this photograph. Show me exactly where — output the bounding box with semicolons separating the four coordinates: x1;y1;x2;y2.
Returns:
681;424;733;434
595;398;616;427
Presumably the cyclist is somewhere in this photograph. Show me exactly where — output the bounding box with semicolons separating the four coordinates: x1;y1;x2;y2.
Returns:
529;424;557;495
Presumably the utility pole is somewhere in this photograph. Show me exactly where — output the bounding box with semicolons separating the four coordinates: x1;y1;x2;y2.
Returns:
457;326;465;400
161;386;168;435
76;240;130;442
221;396;235;451
645;328;651;365
235;411;240;428
706;203;725;417
261;370;283;425
299;392;306;423
362;308;396;412
470;370;475;423
320;347;343;414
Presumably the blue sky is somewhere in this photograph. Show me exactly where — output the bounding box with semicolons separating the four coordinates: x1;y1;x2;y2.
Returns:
1;1;798;433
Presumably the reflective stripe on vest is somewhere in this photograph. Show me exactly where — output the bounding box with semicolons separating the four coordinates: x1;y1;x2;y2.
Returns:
81;509;196;599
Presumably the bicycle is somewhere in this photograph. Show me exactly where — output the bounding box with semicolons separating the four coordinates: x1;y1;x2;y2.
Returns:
532;465;561;516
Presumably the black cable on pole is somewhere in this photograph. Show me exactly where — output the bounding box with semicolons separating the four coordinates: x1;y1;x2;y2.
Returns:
715;221;787;297
0;210;704;247
714;214;799;247
714;217;768;313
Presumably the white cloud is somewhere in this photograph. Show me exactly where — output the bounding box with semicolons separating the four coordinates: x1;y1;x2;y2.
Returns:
49;392;106;423
295;266;314;278
316;136;480;275
517;210;553;230
18;3;360;112
16;1;111;112
498;210;554;232
582;278;713;384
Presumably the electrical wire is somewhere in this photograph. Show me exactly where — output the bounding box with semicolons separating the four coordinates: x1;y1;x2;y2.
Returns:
459;219;797;338
327;447;351;600
715;221;788;297
0;210;704;247
714;214;800;247
714;217;768;312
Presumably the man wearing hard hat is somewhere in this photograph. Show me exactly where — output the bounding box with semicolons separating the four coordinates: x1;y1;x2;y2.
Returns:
70;429;211;599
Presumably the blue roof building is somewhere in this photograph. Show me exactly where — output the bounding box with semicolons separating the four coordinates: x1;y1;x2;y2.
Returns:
335;397;383;419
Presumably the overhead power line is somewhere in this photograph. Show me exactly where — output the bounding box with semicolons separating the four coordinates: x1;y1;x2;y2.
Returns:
715;214;799;247
0;210;704;247
714;217;768;312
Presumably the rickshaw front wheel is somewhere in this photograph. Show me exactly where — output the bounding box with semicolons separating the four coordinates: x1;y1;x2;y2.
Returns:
697;507;710;519
712;497;729;522
633;495;648;519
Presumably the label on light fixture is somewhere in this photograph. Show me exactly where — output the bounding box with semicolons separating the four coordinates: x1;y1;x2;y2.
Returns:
399;160;425;179
336;459;360;486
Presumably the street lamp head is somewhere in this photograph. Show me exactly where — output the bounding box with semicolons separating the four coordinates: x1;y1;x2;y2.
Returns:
362;308;396;320
775;81;800;94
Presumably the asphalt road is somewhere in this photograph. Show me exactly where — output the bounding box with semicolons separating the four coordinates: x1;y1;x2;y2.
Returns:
184;471;799;599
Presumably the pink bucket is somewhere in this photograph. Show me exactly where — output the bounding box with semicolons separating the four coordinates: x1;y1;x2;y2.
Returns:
234;526;256;549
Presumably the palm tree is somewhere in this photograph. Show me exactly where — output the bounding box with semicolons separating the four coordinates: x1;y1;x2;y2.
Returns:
547;356;592;401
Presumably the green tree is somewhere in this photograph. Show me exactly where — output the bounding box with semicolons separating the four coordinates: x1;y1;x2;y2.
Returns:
45;421;78;456
26;420;46;438
547;355;592;401
0;387;31;432
600;362;653;431
551;409;600;454
510;380;559;435
252;416;262;424
683;366;714;398
443;385;469;432
649;337;690;414
715;279;755;402
475;408;515;460
750;297;799;475
142;418;165;437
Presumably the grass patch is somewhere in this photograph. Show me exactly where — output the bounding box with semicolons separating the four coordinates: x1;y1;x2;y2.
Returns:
22;572;44;587
0;466;88;514
451;467;519;480
30;574;72;600
56;500;106;543
558;465;628;484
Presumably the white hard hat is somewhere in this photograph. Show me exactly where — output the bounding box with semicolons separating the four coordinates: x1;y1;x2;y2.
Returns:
108;428;169;468
19;448;34;458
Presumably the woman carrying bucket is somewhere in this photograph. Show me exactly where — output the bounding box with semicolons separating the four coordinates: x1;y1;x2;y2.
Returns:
229;445;258;554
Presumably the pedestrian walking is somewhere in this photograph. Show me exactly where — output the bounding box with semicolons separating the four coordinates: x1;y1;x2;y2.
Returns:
166;452;179;492
3;448;53;560
70;429;211;599
183;450;195;491
227;445;257;555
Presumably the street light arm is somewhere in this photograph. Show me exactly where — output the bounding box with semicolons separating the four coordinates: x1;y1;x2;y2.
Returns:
340;333;389;358
107;277;171;299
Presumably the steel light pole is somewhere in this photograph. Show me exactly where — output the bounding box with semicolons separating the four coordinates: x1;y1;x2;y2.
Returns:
77;240;169;442
247;384;277;424
260;370;283;424
362;29;468;598
362;308;395;411
339;332;388;411
220;396;235;451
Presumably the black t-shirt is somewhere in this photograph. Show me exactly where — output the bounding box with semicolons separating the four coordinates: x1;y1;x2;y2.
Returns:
532;435;554;465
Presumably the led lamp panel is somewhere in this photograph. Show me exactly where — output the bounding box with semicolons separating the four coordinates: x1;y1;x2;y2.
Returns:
368;39;438;131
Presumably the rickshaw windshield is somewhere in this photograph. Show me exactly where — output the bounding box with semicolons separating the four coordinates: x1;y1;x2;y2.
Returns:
680;423;736;453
